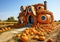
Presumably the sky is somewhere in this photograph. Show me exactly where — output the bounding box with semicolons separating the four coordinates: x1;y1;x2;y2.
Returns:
0;0;60;20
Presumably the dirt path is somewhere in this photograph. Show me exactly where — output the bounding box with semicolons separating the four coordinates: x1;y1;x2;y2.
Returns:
0;27;27;42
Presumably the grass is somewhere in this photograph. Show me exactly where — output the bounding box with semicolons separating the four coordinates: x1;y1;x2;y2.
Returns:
54;22;60;25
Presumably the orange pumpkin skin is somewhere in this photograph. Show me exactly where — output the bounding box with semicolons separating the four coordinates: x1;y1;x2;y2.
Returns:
8;27;11;30
18;10;27;23
16;34;21;39
26;6;37;25
33;4;44;14
2;28;5;31
37;14;51;24
21;33;29;42
37;10;54;24
20;16;27;23
41;10;54;23
39;36;46;41
18;3;54;27
47;39;53;42
27;14;37;25
0;30;3;32
21;36;28;42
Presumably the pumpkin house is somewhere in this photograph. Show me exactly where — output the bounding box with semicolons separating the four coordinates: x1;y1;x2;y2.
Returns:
18;1;54;27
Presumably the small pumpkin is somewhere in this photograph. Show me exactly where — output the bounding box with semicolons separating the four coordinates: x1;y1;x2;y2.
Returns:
8;27;11;30
21;33;29;42
39;36;45;41
2;28;5;31
31;28;38;34
37;32;45;36
0;30;3;32
16;34;21;38
24;29;29;34
5;27;8;30
47;39;53;42
32;35;39;40
30;32;34;35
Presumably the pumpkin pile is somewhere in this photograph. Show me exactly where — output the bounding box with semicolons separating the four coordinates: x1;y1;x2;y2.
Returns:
16;28;46;42
35;23;57;34
16;23;57;42
0;27;11;33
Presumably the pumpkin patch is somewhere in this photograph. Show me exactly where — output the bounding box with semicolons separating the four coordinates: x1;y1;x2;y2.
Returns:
16;22;57;42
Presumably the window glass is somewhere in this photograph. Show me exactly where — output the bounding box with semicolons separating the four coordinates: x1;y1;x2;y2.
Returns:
41;16;46;20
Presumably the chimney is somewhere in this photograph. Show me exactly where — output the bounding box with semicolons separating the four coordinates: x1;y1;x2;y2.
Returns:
44;0;47;10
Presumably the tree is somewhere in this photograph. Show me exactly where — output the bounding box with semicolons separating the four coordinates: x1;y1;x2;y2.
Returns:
58;20;60;22
6;16;17;22
54;20;57;22
0;19;1;22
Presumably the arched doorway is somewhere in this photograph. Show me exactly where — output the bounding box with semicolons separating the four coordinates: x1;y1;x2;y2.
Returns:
28;16;34;24
27;15;34;27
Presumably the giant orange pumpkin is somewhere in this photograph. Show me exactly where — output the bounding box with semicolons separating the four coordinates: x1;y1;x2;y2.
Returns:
38;14;51;24
37;10;54;24
18;3;54;27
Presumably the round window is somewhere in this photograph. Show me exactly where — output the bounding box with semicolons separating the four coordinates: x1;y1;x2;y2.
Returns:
41;16;46;20
28;7;32;12
37;6;41;10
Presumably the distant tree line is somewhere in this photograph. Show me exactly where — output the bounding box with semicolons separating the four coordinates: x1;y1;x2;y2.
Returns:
54;20;60;22
0;17;60;22
0;16;18;22
6;16;17;22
